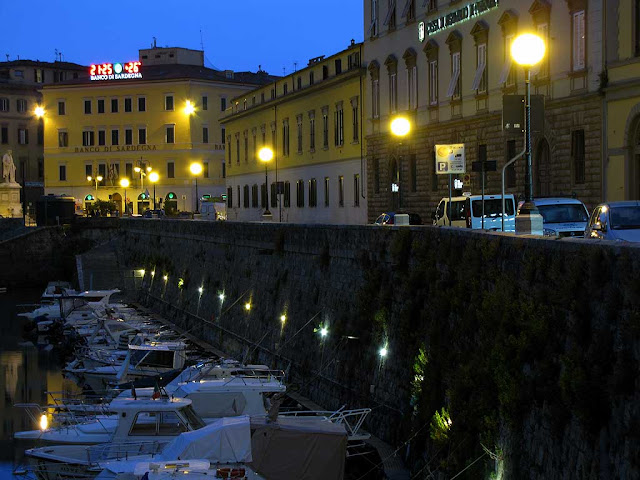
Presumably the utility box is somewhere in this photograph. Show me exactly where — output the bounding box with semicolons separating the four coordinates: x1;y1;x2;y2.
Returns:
36;195;76;226
395;214;410;226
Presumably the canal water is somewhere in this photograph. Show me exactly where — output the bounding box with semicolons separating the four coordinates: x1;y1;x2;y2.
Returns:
0;287;79;479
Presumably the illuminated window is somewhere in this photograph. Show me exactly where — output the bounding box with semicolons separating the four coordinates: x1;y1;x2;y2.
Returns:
18;127;28;145
58;130;68;147
82;130;94;147
165;95;174;111
572;10;586;71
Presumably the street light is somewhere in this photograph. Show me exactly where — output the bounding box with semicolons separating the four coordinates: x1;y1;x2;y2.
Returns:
149;171;159;210
87;174;103;191
120;178;130;215
390;117;410;211
258;147;273;217
511;33;545;235
190;162;203;214
34;106;45;118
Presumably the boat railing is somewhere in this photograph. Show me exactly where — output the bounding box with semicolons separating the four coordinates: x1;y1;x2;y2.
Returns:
279;406;372;441
211;369;287;386
86;440;168;463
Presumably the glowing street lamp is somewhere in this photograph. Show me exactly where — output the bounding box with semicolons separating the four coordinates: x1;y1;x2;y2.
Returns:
87;174;103;191
120;178;130;215
189;162;203;214
258;147;274;217
511;33;545;234
390;117;411;137
34;106;45;118
184;100;195;115
149;171;159;209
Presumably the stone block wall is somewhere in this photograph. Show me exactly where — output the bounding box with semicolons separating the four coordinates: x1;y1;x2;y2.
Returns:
105;218;640;479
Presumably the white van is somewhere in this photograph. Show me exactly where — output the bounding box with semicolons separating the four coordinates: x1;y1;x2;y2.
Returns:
433;194;516;232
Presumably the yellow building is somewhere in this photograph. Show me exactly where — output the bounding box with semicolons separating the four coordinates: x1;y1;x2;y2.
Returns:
604;1;640;200
42;47;276;214
222;42;366;224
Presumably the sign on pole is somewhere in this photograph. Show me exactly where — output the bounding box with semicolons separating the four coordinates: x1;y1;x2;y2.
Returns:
435;144;466;175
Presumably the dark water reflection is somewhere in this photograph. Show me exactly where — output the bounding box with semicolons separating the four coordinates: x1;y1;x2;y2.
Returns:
0;288;79;478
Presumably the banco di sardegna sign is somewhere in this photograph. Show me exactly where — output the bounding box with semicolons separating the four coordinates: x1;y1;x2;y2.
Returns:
74;145;157;153
419;0;499;40
90;61;142;81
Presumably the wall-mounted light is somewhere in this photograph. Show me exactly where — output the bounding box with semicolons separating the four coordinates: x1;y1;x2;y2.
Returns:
198;286;203;294
163;275;168;281
218;292;225;302
379;346;388;358
280;314;286;324
184;100;195;115
244;302;251;311
34;106;45;118
320;327;328;338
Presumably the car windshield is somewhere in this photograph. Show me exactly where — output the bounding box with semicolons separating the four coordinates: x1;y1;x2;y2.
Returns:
537;204;588;223
609;206;640;229
471;199;514;217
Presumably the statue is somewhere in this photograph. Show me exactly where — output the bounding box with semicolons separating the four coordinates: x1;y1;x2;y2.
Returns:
2;150;16;184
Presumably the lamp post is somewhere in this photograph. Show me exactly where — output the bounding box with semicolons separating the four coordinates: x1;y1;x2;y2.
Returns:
87;174;103;192
258;147;273;218
189;162;203;214
120;178;130;215
511;33;545;235
390;117;410;212
149;171;159;210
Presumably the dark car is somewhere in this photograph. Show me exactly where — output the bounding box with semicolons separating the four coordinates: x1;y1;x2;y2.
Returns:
374;212;422;225
142;209;165;219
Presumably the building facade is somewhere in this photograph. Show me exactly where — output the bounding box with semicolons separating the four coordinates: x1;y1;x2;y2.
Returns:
222;42;367;224
0;60;86;210
364;0;605;222
603;0;640;200
42;47;276;215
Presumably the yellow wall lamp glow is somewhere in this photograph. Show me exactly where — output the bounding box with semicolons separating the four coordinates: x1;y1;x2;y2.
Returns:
510;33;545;67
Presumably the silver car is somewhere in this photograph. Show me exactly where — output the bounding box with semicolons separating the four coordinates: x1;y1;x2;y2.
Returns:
584;201;640;242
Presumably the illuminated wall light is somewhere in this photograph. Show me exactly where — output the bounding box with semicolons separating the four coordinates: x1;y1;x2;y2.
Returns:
198;287;203;294
163;275;168;281
218;292;226;302
244;302;251;311
178;278;184;288
151;271;155;277
320;327;328;337
280;314;286;324
138;269;145;276
34;106;45;118
39;414;48;431
379;346;388;358
184;100;195;115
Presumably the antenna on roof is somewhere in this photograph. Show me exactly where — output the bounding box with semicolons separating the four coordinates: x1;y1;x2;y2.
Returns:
54;48;58;62
282;66;286;76
293;62;298;72
200;28;204;52
153;37;157;48
5;54;8;62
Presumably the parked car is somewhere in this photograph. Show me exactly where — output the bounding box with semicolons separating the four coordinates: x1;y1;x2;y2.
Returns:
433;194;516;232
517;197;589;237
584;201;640;242
374;212;423;225
142;209;165;219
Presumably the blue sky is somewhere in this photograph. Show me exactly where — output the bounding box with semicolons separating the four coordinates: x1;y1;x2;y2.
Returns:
0;0;364;75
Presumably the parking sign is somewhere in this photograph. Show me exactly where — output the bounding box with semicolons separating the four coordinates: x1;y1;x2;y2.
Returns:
434;144;465;175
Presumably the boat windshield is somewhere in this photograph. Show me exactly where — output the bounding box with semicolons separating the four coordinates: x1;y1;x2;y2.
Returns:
181;405;206;430
130;349;175;369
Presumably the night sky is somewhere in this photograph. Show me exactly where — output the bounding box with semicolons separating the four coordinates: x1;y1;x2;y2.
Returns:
0;0;364;75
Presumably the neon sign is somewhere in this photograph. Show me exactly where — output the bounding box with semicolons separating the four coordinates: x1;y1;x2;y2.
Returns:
90;62;142;81
419;0;499;39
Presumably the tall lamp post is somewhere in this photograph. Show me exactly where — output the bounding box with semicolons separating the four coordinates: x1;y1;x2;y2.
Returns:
390;117;410;211
120;178;130;215
189;162;203;214
87;174;103;192
148;171;159;210
511;33;545;235
258;147;273;218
